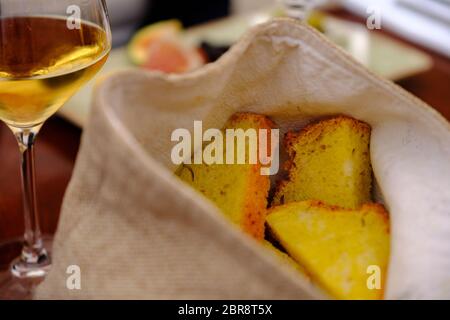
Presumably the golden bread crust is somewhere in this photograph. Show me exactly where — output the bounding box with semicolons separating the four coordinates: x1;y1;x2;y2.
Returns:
267;200;390;300
273;116;372;209
177;112;276;240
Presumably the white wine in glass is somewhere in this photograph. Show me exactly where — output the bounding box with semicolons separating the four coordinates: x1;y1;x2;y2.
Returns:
0;0;111;299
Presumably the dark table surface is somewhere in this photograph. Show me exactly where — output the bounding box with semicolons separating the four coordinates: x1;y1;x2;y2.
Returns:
0;8;449;250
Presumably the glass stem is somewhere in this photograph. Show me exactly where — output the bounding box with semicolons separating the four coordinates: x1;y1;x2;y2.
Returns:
13;126;48;267
282;0;316;20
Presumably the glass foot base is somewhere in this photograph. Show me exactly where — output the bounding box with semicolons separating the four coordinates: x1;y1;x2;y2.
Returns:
0;237;53;300
11;248;51;279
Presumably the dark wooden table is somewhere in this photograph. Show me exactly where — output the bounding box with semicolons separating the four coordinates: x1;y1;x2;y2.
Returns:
0;8;449;258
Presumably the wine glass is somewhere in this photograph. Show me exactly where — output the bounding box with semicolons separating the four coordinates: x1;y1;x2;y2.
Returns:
0;0;111;299
280;0;326;20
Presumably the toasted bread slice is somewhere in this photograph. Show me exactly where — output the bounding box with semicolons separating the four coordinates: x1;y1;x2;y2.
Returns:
263;240;309;276
273;116;372;209
177;113;276;240
266;200;390;300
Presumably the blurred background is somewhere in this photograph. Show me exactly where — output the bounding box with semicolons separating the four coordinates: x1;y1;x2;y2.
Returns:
107;0;450;57
107;0;272;46
101;0;449;101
